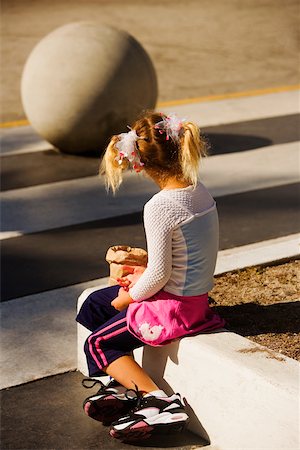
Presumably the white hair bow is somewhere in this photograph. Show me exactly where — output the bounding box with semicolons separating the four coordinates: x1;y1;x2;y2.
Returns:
154;113;185;143
115;129;144;172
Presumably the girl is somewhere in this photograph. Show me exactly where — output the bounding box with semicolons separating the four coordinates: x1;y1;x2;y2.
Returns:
76;111;225;442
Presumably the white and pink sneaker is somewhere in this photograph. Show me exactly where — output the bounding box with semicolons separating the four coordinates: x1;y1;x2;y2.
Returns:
110;391;189;442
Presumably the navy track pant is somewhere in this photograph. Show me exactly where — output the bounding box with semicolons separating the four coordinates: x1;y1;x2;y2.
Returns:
76;285;144;377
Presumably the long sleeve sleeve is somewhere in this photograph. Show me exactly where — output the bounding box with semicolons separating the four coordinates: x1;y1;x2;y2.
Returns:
129;197;175;301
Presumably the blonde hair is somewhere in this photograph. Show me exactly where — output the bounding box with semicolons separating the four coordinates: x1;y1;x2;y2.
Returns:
100;112;208;193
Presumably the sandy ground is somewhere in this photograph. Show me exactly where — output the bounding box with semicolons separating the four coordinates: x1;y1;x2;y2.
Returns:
1;0;299;121
210;260;300;360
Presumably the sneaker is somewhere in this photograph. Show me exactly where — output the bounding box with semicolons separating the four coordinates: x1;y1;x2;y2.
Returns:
82;378;137;426
109;392;189;442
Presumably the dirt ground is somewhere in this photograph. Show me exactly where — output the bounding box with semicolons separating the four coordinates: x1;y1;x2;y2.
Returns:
1;0;299;121
210;259;300;361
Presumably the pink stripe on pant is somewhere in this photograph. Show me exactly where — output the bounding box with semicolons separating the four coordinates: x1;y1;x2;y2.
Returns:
88;318;127;370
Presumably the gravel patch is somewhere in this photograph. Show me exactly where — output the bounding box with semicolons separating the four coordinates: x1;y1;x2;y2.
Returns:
210;259;300;360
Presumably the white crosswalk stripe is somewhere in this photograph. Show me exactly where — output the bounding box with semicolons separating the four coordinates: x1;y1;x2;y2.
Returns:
1;142;298;238
1;89;299;156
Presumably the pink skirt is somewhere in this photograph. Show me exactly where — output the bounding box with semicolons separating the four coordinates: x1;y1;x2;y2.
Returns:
126;290;225;346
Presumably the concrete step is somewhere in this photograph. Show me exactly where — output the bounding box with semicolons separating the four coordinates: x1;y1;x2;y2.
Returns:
133;333;299;450
77;279;300;450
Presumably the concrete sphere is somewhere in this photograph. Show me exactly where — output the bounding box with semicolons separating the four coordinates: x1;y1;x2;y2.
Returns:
21;22;158;154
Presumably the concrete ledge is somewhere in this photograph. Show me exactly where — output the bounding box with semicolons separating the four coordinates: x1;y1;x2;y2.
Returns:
77;284;108;377
215;233;300;275
134;335;299;450
77;288;299;450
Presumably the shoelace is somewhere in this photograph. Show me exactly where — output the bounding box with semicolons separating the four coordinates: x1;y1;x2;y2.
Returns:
123;384;150;410
82;377;118;393
82;378;143;401
82;378;153;408
124;385;144;404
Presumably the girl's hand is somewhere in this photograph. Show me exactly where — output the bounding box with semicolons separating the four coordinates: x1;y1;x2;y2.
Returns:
117;265;146;290
116;274;133;291
111;288;133;311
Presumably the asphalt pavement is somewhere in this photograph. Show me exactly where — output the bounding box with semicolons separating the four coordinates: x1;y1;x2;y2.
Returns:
1;371;208;450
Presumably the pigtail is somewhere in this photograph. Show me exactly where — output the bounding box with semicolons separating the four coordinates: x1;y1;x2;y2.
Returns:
99;136;129;194
99;113;207;194
180;122;207;188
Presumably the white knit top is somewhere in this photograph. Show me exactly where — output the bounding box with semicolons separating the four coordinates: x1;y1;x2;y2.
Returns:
129;183;219;301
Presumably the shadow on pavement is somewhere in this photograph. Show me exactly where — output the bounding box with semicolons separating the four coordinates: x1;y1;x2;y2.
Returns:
206;132;271;154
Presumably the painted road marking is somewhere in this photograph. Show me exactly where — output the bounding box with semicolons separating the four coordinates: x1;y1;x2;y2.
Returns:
158;83;300;107
1;90;299;157
1;142;298;238
1;84;299;129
